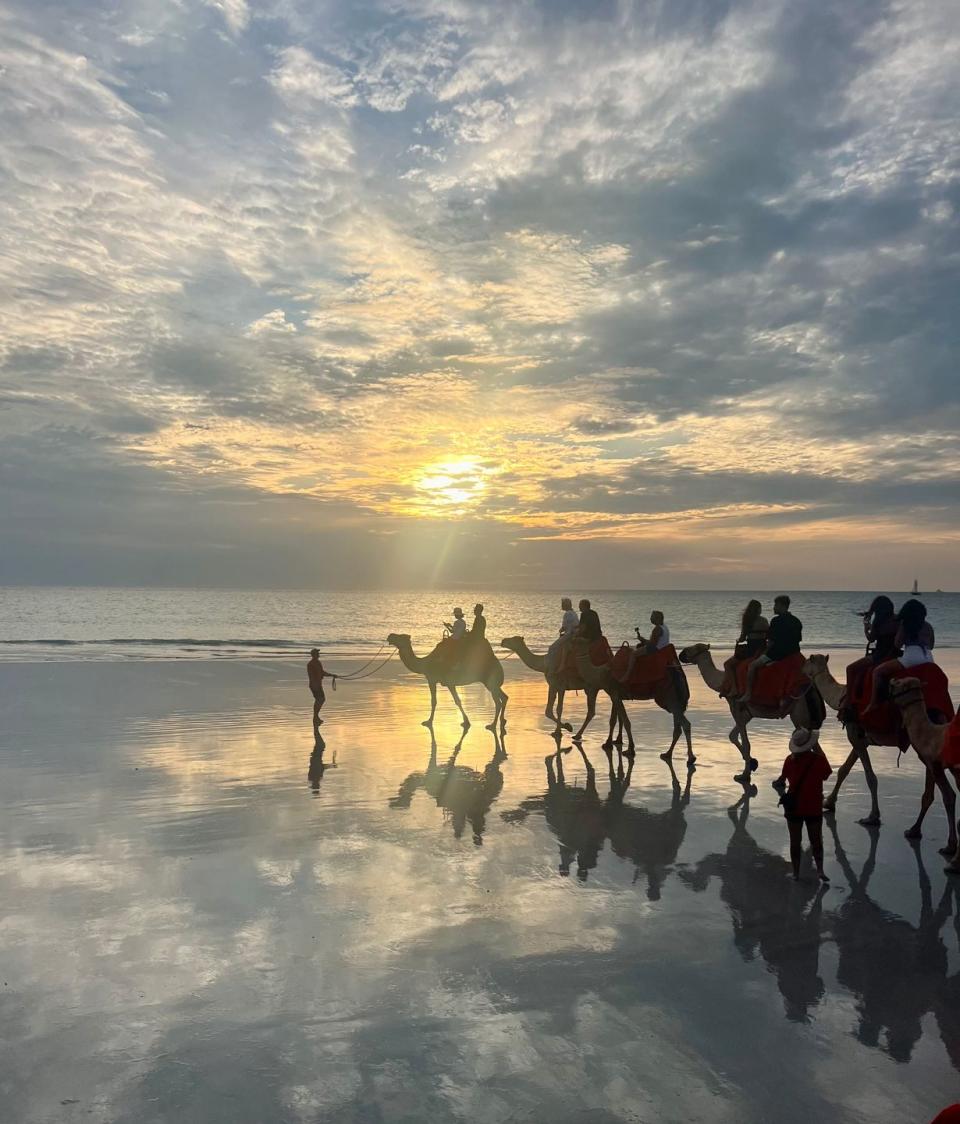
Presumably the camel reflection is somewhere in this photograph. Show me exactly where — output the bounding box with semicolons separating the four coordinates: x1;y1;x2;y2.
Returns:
605;750;692;899
503;744;691;890
680;784;827;1024
308;735;337;793
680;792;960;1062
389;727;508;844
827;821;959;1066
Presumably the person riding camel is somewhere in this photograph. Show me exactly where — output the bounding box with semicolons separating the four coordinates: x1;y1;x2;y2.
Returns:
618;610;670;684
720;599;768;698
738;594;802;705
840;595;900;721
546;597;579;676
863;598;935;714
577;598;602;643
470;603;486;642
443;607;467;642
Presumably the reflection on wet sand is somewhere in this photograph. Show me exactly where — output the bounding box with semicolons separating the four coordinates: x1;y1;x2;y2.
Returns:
308;734;338;793
681;782;829;1024
4;659;960;1123
828;820;960;1066
390;726;508;843
503;741;692;892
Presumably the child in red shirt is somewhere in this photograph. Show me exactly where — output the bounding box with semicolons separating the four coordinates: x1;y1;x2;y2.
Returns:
773;727;832;882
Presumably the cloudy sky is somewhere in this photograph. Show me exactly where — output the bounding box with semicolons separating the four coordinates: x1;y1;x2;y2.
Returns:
2;0;959;590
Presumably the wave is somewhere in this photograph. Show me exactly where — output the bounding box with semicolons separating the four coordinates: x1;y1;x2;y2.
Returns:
1;637;950;651
0;638;315;649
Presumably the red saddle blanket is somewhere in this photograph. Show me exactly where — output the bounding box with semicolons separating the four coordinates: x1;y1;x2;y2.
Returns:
848;661;954;741
733;651;809;708
610;643;679;696
558;636;613;674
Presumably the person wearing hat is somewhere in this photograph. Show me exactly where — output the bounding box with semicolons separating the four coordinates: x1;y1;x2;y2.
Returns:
773;727;833;882
443;607;467;642
307;648;337;728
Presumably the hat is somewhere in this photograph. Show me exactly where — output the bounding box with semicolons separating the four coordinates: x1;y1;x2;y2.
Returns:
310;648;319;657
789;727;820;754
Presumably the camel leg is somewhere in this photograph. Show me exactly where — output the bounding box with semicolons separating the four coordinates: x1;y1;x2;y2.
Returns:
556;690;573;735
572;689;596;742
824;745;859;813
602;701;617;749
489;685;508;732
619;702;635;753
447;684;470;729
928;762;957;856
422;680;438;727
905;764;937;840
681;714;695;767
545;683;558;721
855;746;881;827
730;708;757;780
660;713;683;762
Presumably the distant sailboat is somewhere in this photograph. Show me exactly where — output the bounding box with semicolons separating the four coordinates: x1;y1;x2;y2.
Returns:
911;578;920;596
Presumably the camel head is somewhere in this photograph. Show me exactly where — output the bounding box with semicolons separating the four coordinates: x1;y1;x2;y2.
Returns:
802;653;830;679
889;677;924;710
500;636;523;652
386;633;410;648
678;643;710;664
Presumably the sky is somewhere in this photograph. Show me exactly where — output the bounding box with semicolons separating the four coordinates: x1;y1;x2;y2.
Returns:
1;0;959;591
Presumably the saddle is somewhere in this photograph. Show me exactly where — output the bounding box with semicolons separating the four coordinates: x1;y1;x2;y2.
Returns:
610;643;682;700
733;651;809;709
845;661;954;744
558;636;613;675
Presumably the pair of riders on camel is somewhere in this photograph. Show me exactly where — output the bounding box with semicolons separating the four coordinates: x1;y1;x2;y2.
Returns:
438;603;487;669
720;594;803;703
843;596;936;719
545;597;605;675
544;599;672;683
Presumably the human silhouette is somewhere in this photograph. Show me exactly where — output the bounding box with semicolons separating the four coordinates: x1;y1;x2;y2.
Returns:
307;648;337;733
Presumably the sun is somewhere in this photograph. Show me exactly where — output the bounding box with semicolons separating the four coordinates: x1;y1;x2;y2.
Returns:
414;456;490;514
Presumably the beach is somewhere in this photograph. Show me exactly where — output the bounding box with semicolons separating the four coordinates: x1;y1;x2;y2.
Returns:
2;649;959;1123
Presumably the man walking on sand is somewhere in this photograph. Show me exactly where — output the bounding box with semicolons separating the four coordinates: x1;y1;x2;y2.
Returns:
308;648;336;728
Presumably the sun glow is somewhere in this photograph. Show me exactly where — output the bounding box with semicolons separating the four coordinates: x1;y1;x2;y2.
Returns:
414;457;490;514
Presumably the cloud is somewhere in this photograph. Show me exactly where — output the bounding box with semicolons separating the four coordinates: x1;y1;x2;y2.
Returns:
1;0;959;587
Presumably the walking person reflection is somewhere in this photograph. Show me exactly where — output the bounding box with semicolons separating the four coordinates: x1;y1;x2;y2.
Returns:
308;734;338;793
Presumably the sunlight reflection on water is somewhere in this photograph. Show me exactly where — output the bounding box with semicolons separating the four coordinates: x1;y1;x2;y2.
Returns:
1;656;958;1123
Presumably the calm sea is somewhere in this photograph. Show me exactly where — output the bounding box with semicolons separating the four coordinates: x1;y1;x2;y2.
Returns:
0;586;958;662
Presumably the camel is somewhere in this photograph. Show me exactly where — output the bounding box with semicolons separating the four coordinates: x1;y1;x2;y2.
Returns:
890;676;960;873
500;636;623;741
802;656;957;856
387;633;508;730
679;643;824;779
568;639;694;766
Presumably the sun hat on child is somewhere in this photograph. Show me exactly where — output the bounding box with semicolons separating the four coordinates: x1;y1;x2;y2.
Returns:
789;727;820;754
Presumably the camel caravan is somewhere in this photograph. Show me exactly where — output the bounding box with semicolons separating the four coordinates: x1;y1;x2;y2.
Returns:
386;593;960;872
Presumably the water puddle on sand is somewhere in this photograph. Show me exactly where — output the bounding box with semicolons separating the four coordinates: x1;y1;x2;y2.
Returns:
1;658;958;1123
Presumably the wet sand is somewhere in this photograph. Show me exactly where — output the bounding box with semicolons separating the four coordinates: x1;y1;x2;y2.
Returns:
1;652;959;1123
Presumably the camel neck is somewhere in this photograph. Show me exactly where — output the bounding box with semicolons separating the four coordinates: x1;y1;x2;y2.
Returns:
812;667;845;711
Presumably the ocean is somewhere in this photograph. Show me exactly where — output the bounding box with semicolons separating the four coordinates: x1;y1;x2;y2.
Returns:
1;586;958;662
